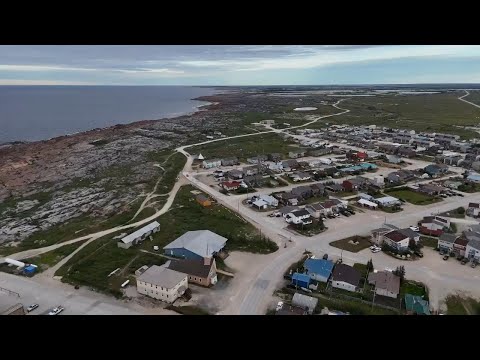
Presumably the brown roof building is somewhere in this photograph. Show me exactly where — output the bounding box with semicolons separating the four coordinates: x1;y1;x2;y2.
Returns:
368;271;400;298
167;258;218;287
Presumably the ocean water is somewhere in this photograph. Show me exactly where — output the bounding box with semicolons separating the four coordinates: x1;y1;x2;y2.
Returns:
0;86;218;143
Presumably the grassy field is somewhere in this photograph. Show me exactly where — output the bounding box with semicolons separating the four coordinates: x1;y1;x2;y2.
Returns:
142;185;278;255
438;207;465;219
329;236;371;253
289;220;326;237
324;93;480;139
420;236;438;248
463;91;480;106
444;294;480;315
191;133;298;162
400;280;427;299
155;152;187;194
384;188;441;205
20;240;89;273
55;184;277;296
57;236;167;297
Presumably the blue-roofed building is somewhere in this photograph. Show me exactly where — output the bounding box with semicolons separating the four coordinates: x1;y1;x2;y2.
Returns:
23;265;37;277
304;258;334;283
467;174;480;184
360;162;378;170
291;273;311;288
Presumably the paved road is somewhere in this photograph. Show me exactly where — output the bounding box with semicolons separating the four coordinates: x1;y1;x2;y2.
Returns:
0;272;145;315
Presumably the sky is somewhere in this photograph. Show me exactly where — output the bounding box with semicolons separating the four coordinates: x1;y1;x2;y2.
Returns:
1;45;480;85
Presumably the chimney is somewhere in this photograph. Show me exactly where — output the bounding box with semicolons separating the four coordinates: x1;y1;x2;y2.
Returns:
204;256;211;266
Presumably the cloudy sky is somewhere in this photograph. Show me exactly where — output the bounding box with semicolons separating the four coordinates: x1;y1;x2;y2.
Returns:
1;45;480;85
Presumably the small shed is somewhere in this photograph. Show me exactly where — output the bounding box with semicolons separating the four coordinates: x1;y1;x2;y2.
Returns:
292;293;318;314
23;265;37;276
291;273;311;288
196;194;212;207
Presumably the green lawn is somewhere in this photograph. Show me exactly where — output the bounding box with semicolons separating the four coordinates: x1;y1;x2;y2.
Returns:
384;188;441;205
311;292;399;315
289;220;326;237
191;132;298;162
438;207;465;219
330;236;371;253
444;294;480;315
420;236;438;248
323;93;480;139
20;240;89;273
400;280;427;299
353;263;369;278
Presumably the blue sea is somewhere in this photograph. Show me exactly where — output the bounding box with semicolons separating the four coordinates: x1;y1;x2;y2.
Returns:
0;86;218;144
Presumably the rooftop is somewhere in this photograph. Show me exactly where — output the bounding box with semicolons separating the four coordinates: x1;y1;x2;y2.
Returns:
368;271;400;294
384;230;409;243
120;221;160;244
137;265;187;289
164;230;228;258
304;258;334;279
331;264;361;286
167;259;214;278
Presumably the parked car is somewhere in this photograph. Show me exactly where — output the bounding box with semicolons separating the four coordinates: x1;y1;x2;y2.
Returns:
276;301;284;311
347;209;355;215
443;255;449;261
458;193;464;197
48;306;65;315
371;248;381;253
461;258;469;265
26;304;39;313
409;226;419;232
333;213;340;218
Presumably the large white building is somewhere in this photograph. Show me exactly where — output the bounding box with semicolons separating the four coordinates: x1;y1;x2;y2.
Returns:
136;265;188;303
117;221;160;249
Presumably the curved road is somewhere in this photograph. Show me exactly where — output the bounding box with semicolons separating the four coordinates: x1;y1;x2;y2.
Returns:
458;90;480;109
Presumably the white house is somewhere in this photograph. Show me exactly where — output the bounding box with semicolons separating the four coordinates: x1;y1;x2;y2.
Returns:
438;233;457;253
383;230;410;251
467;203;480;217
375;196;401;207
118;221;161;249
202;159;222;169
136;265;188;304
258;194;279;207
331;264;361;293
285;209;312;225
305;203;325;218
291;172;311;182
466;239;480;262
252;199;268;210
357;198;378;209
368;271;400;299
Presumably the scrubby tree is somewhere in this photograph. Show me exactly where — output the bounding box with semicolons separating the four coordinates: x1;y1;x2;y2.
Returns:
366;259;374;272
393;265;405;281
457;207;465;215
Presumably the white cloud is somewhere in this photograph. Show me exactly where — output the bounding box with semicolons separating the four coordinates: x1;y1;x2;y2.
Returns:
0;79;97;85
0;64;98;72
116;68;185;75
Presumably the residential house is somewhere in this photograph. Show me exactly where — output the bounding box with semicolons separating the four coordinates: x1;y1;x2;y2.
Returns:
276;304;307;315
382;230;410;252
418;216;450;236
243;174;266;188
370;224;400;246
163;230;228;261
292;293;318;315
359;193;374;201
368;271;400;299
277;205;300;217
278;192;300;206
202;159;222;169
227;169;244;180
438;233;457;254
285;209;312;225
246;155;268;164
136;265;188;304
374;196;401;208
257;194;279;207
252;199;268;210
398;227;420;244
243;165;261;176
405;294;430;315
306;203;326;218
310;183;326;197
290;172;312;182
291;185;314;200
331;264;362;293
385;154;402;164
358;198;378;209
342;177;367;192
397;147;417;158
424;164;449;178
221;157;239;166
346;150;367;162
378;144;398;154
417;184;444;196
453;236;469;257
117;221;161;249
282;159;299;172
325;183;344;193
467;203;480;217
195;194;212;207
304;258;334;283
268;153;283;162
466;239;480;262
288;149;307;159
166;258;218;287
291;273;311;288
220;181;241;191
